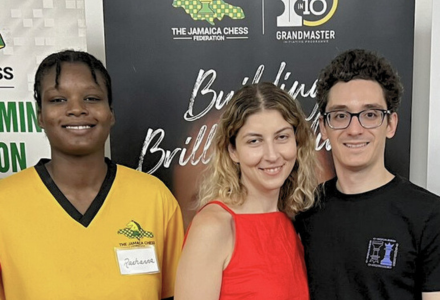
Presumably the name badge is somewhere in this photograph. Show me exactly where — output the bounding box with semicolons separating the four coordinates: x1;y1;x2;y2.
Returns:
115;245;160;275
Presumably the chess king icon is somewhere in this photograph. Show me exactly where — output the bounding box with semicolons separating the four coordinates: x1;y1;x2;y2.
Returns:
199;0;214;15
380;243;394;266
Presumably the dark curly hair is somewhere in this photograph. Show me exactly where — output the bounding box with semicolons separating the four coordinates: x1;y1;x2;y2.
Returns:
316;49;403;114
33;50;112;110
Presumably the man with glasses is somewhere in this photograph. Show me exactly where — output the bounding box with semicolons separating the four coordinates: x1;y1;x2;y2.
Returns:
296;49;440;300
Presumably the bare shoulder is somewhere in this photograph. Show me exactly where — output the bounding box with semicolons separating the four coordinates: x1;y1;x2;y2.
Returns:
176;202;235;300
422;292;440;300
188;203;234;242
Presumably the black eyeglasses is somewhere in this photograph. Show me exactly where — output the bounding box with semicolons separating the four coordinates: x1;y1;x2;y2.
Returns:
323;109;391;129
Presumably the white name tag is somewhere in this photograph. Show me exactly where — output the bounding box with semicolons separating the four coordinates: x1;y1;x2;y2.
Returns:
115;246;160;275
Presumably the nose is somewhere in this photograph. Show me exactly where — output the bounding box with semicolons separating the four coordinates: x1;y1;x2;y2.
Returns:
263;141;280;162
346;114;364;135
67;98;87;116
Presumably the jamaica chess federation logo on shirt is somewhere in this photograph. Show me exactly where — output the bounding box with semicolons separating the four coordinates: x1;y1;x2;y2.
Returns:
365;237;399;269
118;220;154;241
171;0;248;41
276;0;338;43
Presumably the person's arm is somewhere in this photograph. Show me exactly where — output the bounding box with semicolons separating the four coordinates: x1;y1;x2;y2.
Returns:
174;205;234;300
422;292;440;300
420;201;440;298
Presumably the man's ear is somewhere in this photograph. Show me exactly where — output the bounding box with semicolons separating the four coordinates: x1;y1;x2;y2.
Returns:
319;116;328;141
386;112;398;139
110;109;116;127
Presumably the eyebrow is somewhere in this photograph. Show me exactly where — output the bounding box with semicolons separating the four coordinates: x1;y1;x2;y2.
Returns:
326;103;387;111
241;126;294;139
44;84;106;94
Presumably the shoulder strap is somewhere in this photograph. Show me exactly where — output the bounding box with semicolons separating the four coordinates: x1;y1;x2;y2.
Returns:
183;200;236;248
201;200;236;216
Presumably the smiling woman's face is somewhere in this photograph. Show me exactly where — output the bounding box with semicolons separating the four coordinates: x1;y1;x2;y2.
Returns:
228;109;297;199
38;62;115;158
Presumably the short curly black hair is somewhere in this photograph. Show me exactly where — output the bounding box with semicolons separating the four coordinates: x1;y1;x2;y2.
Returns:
316;49;403;114
33;50;112;110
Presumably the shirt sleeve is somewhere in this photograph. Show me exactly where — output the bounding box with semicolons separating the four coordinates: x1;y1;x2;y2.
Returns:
160;192;184;299
421;200;440;291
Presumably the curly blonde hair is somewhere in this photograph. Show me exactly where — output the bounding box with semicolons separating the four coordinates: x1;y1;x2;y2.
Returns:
198;82;318;216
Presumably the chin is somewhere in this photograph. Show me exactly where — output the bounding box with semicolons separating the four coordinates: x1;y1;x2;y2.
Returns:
341;161;370;172
262;183;285;192
60;147;103;157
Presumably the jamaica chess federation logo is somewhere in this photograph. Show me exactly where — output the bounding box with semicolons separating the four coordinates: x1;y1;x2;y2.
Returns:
365;238;399;269
277;0;338;27
172;0;245;25
118;220;154;241
0;33;6;50
171;0;248;41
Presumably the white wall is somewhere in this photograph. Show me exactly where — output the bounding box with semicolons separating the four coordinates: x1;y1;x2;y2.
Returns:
85;1;105;63
85;0;439;194
412;0;440;195
427;0;440;195
85;0;109;155
411;0;432;189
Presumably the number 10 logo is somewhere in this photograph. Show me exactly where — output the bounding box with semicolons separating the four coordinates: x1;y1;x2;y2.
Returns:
277;0;338;27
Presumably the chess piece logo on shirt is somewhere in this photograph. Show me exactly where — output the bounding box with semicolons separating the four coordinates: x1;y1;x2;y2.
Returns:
365;237;398;269
118;220;154;240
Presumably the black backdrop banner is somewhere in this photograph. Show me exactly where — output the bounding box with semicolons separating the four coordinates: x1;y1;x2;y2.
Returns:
103;0;414;227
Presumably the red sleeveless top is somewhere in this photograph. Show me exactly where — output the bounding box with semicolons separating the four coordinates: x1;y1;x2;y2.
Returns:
185;201;309;300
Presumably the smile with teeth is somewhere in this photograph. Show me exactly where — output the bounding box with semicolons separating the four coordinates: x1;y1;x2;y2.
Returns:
345;142;368;148
261;166;282;174
64;125;93;130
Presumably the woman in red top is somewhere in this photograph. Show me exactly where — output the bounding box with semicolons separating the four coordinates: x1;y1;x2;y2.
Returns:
175;82;318;300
